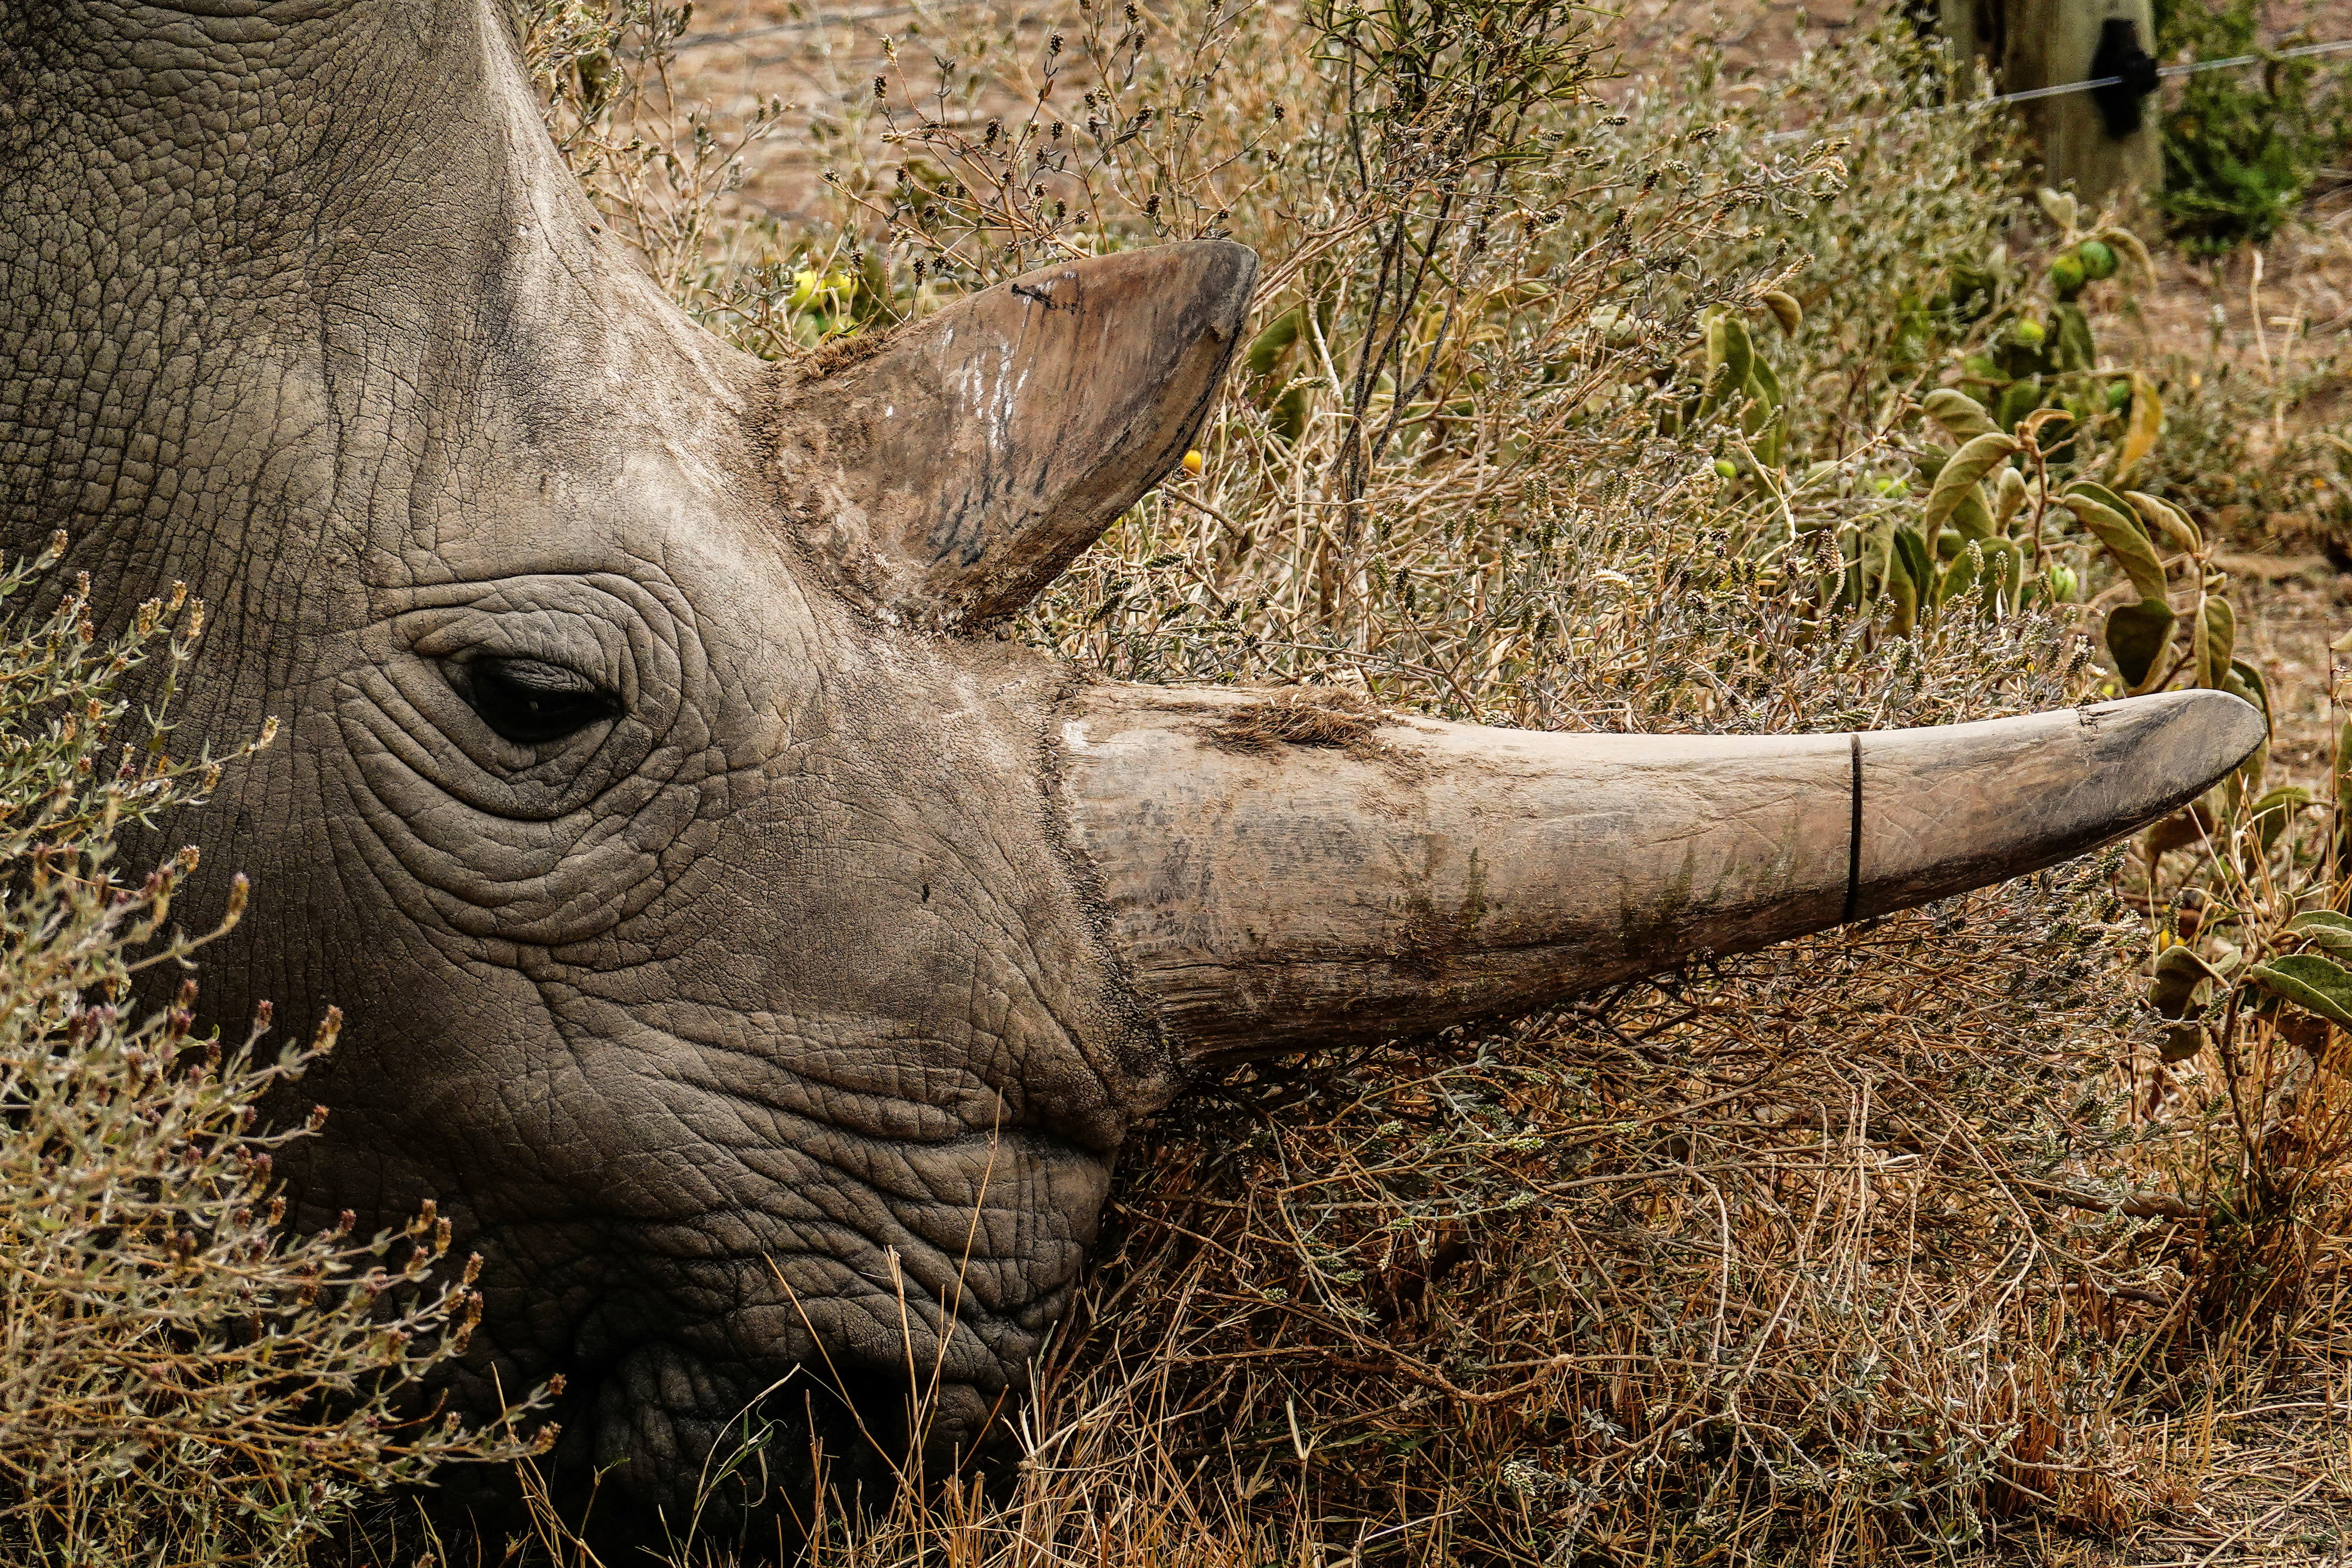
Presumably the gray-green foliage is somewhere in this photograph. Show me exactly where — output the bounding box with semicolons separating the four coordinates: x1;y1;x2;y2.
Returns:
0;541;549;1565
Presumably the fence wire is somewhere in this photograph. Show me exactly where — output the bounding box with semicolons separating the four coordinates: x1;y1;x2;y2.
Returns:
664;8;2352;158
1764;34;2352;144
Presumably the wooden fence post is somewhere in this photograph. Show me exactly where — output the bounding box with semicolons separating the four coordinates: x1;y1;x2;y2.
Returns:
1939;0;1990;96
1998;0;2162;207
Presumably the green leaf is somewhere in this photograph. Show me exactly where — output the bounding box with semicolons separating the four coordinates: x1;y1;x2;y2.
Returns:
2287;910;2352;954
2157;1022;2208;1062
2049;301;2096;372
1702;309;1752;418
1247;309;1301;377
2226;658;2273;788
2061;490;2169;601
1860;514;1897;602
2248;953;2352;1029
2194;596;2235;690
2125;490;2201;554
2152;945;2223;1016
1891;525;1935;594
2251;786;2312;852
1991;466;2029;531
2105;598;2177;689
2151;945;2223;1061
1993;378;2044;429
1271;384;1310;443
1887;538;1921;634
2230;659;2273;724
1742;363;1784;467
1948;487;1996;542
1889;526;1933;631
1924;431;2020;533
1922;388;1998;442
2067;479;2133;517
1936;539;1979;607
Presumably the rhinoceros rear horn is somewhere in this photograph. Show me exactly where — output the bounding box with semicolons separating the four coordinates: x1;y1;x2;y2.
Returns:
775;241;1259;626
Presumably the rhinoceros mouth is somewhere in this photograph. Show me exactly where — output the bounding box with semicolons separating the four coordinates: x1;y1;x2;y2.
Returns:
571;1337;999;1530
470;991;1108;1496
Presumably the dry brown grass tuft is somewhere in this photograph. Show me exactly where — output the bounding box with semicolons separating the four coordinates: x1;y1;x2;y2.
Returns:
1202;688;1389;755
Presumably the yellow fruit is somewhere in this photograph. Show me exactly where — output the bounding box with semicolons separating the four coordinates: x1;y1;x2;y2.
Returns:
788;268;854;311
1182;449;1204;476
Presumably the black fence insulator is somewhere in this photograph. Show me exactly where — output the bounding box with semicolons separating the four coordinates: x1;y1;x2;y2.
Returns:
2089;18;2161;138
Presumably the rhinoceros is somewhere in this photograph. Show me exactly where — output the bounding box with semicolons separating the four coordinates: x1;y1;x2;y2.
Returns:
0;0;2262;1542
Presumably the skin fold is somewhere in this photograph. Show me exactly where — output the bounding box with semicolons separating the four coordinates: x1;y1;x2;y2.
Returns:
0;0;2262;1547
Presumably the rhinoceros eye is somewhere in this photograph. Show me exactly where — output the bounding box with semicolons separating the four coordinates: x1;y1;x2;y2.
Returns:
452;657;618;746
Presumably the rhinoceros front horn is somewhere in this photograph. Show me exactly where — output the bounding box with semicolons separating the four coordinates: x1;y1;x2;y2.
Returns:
1058;684;2265;1063
774;240;1257;626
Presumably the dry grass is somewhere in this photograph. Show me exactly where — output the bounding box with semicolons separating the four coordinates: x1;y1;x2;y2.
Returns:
1200;688;1389;755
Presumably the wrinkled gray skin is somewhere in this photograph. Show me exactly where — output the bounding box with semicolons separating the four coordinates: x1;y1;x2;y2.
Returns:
0;0;1187;1526
0;0;2269;1546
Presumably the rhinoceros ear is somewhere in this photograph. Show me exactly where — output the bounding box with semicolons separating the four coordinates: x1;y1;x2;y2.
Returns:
774;240;1258;626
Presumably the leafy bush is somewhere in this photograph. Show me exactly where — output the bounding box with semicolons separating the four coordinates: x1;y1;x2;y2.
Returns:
0;540;550;1564
2153;0;2352;253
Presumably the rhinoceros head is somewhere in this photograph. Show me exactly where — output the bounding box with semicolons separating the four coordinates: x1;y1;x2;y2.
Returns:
0;0;2262;1536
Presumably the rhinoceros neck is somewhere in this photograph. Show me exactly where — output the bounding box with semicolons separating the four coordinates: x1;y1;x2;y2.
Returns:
0;0;735;604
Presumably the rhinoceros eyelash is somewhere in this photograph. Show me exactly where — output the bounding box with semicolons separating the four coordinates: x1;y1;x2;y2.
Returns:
444;656;620;748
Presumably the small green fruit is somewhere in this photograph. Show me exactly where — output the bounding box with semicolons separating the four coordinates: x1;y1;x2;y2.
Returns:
2045;564;2078;603
2078;239;2118;280
2048;252;2087;299
788;267;853;311
2105;379;2132;412
2010;317;2048;348
1714;459;1739;480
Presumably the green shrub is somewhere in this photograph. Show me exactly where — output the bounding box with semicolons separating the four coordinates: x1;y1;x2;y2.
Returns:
0;539;551;1565
2153;0;2352;252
